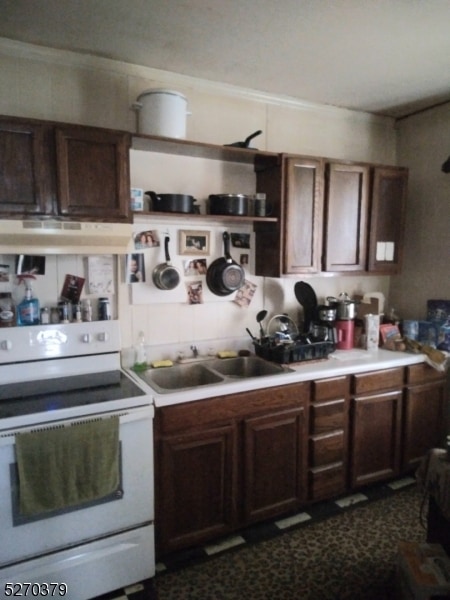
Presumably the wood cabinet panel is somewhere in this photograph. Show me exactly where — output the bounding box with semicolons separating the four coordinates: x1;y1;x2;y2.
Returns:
310;399;346;434
353;367;404;395
403;379;446;471
55;126;131;221
368;167;408;273
308;376;349;502
0;117;53;215
323;162;370;271
283;156;324;274
406;363;447;384
350;390;403;487
156;424;237;554
155;382;309;555
310;431;344;466
313;376;349;401
156;382;310;434
244;406;308;522
309;464;347;501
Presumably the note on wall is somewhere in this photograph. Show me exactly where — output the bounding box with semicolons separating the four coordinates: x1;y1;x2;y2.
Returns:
87;256;115;294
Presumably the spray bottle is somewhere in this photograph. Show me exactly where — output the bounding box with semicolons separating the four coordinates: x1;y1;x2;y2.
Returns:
17;280;40;326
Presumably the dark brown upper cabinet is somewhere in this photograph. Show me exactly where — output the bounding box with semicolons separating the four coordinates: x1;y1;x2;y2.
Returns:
367;166;408;273
255;154;324;276
0;116;131;223
0;117;54;216
55;125;131;222
323;162;370;272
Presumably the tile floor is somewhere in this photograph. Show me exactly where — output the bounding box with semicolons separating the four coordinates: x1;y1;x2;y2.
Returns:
97;476;416;600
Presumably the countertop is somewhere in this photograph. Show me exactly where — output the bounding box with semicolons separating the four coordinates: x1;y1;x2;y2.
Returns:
127;348;427;408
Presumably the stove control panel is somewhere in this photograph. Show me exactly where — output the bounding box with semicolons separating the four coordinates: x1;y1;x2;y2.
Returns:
0;320;121;364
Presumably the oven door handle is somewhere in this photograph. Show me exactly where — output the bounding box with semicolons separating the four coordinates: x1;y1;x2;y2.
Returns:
0;404;153;446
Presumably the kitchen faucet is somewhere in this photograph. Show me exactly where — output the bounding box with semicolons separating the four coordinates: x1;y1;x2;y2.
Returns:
190;344;198;358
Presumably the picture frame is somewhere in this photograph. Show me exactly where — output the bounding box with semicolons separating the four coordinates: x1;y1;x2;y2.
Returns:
179;230;210;255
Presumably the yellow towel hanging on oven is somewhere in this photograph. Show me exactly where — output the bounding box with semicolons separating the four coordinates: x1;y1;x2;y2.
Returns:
15;416;120;516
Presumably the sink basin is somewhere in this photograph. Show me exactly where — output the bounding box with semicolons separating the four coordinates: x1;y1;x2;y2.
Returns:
138;363;224;394
208;356;288;378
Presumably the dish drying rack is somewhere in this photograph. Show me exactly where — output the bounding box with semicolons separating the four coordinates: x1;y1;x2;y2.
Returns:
254;338;335;364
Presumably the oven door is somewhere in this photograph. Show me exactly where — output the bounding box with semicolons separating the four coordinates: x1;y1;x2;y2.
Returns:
0;405;154;568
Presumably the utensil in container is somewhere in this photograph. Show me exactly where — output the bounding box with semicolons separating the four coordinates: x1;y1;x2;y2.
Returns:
256;309;268;339
294;281;318;333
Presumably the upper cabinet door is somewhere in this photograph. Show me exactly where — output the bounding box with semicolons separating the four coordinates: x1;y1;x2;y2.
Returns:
0;118;54;216
367;167;408;273
323;163;370;272
284;156;324;274
55;126;131;222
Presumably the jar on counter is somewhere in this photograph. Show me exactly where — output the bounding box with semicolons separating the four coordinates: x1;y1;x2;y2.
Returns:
40;307;50;325
98;297;111;321
0;293;15;327
58;301;70;324
82;299;92;322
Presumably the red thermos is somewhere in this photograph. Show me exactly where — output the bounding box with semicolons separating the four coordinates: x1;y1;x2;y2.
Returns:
336;320;354;350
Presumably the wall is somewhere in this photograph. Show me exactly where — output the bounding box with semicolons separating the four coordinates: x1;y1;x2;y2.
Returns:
0;38;398;358
390;103;450;320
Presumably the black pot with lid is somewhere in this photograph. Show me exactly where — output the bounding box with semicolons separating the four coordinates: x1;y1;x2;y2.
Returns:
208;194;250;216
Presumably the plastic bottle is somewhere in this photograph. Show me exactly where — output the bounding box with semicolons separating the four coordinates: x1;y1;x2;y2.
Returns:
134;331;147;366
17;284;40;326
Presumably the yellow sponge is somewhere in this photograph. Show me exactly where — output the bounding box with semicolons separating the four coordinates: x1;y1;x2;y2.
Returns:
217;351;238;359
151;360;173;368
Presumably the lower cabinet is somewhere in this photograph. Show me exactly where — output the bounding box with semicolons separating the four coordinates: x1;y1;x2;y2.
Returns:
244;406;308;523
157;424;238;554
402;364;447;471
350;368;404;488
155;363;447;556
154;383;309;556
308;376;350;501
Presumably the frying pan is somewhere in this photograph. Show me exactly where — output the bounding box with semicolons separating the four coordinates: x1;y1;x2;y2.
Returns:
224;130;262;149
152;236;180;290
294;281;318;333
206;232;245;296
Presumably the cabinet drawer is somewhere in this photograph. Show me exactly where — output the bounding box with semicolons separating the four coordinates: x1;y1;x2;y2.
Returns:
313;376;349;401
309;431;344;466
353;368;404;394
406;363;446;384
308;464;347;501
310;399;346;434
156;382;309;434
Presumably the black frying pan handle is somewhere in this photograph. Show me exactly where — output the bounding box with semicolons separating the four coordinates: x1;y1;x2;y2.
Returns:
164;236;171;262
244;130;262;147
223;231;232;261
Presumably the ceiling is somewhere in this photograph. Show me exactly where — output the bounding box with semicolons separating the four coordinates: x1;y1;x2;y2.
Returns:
1;0;450;118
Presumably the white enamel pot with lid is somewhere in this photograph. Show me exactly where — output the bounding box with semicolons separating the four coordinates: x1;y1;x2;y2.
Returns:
132;89;189;138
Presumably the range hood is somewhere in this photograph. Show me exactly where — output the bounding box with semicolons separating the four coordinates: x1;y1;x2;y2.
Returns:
0;220;132;255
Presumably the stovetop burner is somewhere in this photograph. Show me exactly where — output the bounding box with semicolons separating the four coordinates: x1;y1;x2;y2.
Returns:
0;370;147;419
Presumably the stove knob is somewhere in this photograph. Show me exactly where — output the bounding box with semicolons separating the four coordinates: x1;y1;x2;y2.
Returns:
97;332;109;342
82;333;93;343
0;339;12;351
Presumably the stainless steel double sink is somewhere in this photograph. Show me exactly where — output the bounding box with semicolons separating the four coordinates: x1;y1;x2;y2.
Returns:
136;356;293;394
